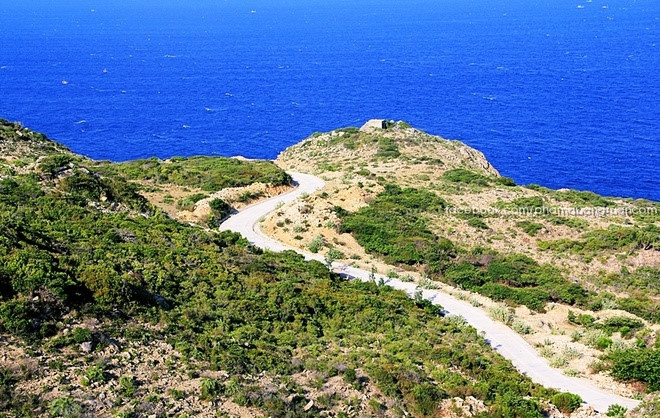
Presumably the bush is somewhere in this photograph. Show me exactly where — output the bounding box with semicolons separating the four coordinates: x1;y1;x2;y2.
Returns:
118;375;137;397
489;306;513;326
516;221;544;236
491;392;543;418
200;378;223;401
376;137;400;158
468;217;489;230
496;196;545;211
554;189;614;208
176;193;208;211
82;363;108;385
512;320;533;335
343;368;357;384
550;392;582;414
93;156;292;192
606;404;627;417
598;316;644;336
326;248;344;262
410;383;446;416
49;396;82;417
442;169;490;186
209;198;231;220
340;185;450;265
72;327;92;344
606;348;660;390
595;337;613;350
39;154;73;176
494;176;516;186
567;311;595;327
307;235;325;253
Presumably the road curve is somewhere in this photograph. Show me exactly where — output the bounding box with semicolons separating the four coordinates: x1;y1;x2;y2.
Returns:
220;172;640;413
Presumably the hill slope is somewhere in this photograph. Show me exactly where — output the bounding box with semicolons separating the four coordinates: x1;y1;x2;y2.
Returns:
268;120;660;405
0;120;589;416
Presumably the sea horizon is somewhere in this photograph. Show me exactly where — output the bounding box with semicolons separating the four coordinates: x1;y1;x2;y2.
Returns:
1;0;658;200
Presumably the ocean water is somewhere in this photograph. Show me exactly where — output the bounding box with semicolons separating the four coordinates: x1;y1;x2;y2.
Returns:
0;0;658;200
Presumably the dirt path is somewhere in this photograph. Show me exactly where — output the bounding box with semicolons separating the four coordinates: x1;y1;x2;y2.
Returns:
220;172;640;413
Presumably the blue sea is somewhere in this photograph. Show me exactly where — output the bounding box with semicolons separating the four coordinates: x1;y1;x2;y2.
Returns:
0;0;658;200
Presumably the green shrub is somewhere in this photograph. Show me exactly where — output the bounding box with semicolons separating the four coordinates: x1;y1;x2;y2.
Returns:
200;378;223;401
340;185;450;265
442;169;490;186
489;306;513;326
554;189;614;208
548;216;589;230
550;392;582;414
606;348;660;390
72;327;92;344
516;221;544;236
595;337;613;350
491;392;543;418
49;396;82;417
209;198;231;220
606;404;627;417
93;156;291;192
615;296;659;322
512;320;533;335
494;176;516;186
597;316;644;336
307;235;325;253
176;193;208;211
118;375;137;397
468;217;489;230
376;137;400;158
579;225;660;252
497;196;545;211
39;154;73;176
343;368;357;384
567;311;595;327
410;383;446;416
82;363;108;385
168;388;185;400
326;248;344;262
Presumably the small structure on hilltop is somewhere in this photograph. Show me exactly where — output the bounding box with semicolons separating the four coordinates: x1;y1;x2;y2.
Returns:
359;119;387;132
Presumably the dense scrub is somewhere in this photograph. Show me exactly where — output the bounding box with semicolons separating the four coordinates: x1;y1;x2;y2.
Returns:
0;125;561;416
539;225;660;254
93;155;291;192
338;185;659;322
443;168;515;187
340;185;452;266
603;348;660;391
526;184;616;208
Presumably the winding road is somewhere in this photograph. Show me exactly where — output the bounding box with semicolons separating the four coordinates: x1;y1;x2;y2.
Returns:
220;172;640;412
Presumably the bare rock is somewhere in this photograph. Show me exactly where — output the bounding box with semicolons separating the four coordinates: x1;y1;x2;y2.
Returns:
304;399;314;412
80;341;93;353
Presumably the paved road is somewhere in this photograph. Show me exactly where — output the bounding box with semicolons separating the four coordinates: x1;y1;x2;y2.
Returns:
220;172;640;412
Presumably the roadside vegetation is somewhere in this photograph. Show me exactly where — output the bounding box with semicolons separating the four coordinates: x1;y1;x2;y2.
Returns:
93;155;291;192
336;181;660;392
0;119;570;416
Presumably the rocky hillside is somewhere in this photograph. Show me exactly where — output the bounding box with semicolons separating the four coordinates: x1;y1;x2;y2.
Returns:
266;120;659;406
278;120;500;184
0;119;599;417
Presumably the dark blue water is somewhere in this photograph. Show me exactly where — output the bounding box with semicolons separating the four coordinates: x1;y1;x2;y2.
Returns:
1;0;658;200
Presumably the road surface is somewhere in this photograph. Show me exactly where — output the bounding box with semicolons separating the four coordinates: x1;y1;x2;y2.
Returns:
220;171;640;412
